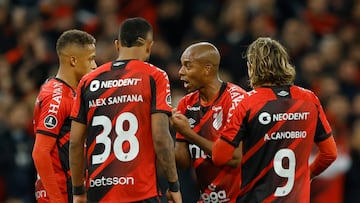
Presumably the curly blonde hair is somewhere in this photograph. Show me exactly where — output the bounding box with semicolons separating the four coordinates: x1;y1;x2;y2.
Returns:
246;37;296;88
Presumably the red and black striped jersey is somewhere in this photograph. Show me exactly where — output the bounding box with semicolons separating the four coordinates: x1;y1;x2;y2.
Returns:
219;85;333;202
176;82;245;203
71;60;172;202
33;77;75;195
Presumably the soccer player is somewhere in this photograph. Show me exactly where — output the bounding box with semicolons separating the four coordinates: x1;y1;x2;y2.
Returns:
32;29;96;203
69;17;182;203
212;37;338;202
170;42;245;202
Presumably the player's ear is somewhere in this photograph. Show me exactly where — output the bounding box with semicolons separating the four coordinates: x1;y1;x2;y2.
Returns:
70;56;77;67
115;39;120;52
146;40;153;54
204;64;212;75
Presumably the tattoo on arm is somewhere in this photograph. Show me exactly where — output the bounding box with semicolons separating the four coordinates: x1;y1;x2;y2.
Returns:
152;114;178;182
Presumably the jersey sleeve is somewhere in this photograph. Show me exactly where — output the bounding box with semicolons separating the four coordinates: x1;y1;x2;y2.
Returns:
314;95;332;142
213;95;246;164
310;136;338;176
36;90;72;138
219;100;246;147
150;68;172;115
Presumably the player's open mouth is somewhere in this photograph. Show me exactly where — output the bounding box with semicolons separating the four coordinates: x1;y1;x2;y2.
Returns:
181;79;189;88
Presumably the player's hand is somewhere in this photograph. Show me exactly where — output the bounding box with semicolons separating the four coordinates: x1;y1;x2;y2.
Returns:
73;194;87;203
166;189;182;203
170;108;191;135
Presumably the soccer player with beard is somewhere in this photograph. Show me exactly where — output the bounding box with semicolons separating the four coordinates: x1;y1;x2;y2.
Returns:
170;42;246;203
69;17;182;203
32;29;96;203
212;37;337;202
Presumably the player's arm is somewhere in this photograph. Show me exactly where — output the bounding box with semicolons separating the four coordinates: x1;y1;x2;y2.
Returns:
310;135;337;179
171;111;241;167
69;120;87;202
32;134;67;203
174;141;191;170
212;137;241;167
152;112;182;202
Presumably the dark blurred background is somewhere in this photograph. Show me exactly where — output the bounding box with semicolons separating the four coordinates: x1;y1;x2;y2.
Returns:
0;0;359;202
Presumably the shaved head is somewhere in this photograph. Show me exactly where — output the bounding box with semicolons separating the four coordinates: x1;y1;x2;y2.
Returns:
182;42;220;70
179;42;223;94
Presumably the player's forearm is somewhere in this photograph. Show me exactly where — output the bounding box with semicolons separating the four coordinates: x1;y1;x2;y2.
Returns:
154;136;179;182
152;113;179;182
32;149;66;203
69;140;85;187
212;138;235;166
186;131;241;167
70;121;87;187
184;130;214;155
310;136;337;177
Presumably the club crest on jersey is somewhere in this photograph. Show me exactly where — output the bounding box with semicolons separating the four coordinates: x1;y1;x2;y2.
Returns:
212;108;223;130
166;94;172;106
44;115;57;129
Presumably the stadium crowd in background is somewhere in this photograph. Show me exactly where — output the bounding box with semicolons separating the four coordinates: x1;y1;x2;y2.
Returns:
0;0;359;202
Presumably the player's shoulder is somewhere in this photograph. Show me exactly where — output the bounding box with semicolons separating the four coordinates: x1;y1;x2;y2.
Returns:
37;78;73;101
135;61;167;74
184;91;199;101
39;77;54;89
176;91;199;107
39;77;68;93
291;85;315;94
290;85;319;101
37;78;54;99
83;61;113;80
225;82;246;93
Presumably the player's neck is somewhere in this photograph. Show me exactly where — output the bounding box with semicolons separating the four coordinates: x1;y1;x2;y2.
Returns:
117;48;145;61
56;67;78;89
200;79;223;105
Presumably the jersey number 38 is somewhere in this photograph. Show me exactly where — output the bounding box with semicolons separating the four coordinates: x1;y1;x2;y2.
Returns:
91;112;140;164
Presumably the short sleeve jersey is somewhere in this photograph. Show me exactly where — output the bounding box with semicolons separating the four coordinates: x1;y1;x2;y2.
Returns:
219;85;332;203
71;60;172;202
176;82;246;203
33;77;75;196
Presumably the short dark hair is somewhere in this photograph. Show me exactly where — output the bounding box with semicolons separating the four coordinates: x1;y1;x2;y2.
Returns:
118;17;153;47
56;29;96;55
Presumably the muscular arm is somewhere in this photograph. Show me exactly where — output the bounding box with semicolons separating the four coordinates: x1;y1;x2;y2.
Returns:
310;136;338;178
32;134;66;203
69;121;87;188
152;113;179;182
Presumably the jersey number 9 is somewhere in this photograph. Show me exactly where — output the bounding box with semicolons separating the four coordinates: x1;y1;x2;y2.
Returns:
273;149;295;197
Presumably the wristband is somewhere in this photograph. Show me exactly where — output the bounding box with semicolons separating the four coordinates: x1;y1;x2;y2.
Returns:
72;185;86;195
168;180;180;192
